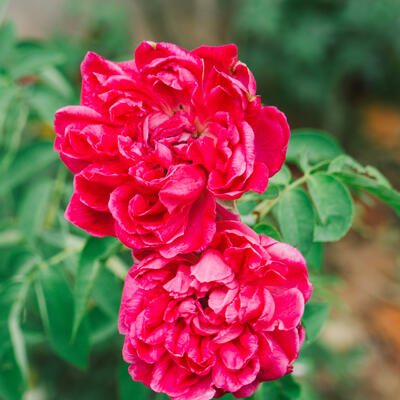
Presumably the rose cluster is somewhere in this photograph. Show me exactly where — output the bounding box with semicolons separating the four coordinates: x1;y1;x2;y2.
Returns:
54;41;289;257
54;42;312;400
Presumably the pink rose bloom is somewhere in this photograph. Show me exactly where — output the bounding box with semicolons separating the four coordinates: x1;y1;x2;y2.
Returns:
54;42;289;256
119;221;312;400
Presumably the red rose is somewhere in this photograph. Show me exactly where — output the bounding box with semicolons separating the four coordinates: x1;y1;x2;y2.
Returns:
54;42;289;255
119;221;312;400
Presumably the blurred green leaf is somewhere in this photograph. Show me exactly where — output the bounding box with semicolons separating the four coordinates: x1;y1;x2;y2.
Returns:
39;67;75;99
18;180;52;241
24;85;66;124
0;20;16;65
0;346;25;400
118;359;148;400
0;253;36;400
254;223;282;241
237;199;257;215
92;266;123;318
36;266;90;369
287;130;343;167
8;280;30;381
10;46;64;79
307;173;353;241
257;382;280;400
258;184;280;200
0;141;57;195
274;187;314;254
279;375;301;399
258;377;301;400
0;100;29;171
72;236;120;339
0;85;16;144
302;302;330;342
88;308;117;346
305;242;324;271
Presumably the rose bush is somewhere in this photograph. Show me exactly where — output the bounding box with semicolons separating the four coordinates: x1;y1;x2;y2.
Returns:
119;221;312;400
54;42;290;257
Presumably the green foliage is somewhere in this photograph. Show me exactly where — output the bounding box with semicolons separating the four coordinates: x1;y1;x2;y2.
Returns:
0;142;58;195
302;303;331;343
307;173;353;242
286;130;343;168
72;237;120;339
275;188;315;254
254;223;282;241
305;242;324;271
36;266;90;369
250;130;399;264
119;360;150;400
328;155;400;216
257;375;301;400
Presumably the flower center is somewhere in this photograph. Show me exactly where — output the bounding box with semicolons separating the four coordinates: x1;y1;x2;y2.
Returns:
198;295;209;310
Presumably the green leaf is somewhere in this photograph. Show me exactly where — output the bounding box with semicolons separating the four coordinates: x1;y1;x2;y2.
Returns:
118;359;148;400
269;164;292;186
72;237;120;339
0;100;29;172
39;67;74;99
0;85;15;144
254;223;282;241
0;254;36;400
328;154;400;215
274;187;314;254
10;47;64;79
0;141;58;196
24;85;67;124
286;130;343;167
257;382;280;400
363;165;392;188
0;20;16;65
258;184;280;200
278;375;301;399
307;173;353;242
18;180;52;241
305;242;324;271
0;346;25;400
302;302;330;342
36;266;90;369
333;172;400;216
88;308;117;346
237;199;257;215
92;266;123;318
258;378;301;400
8;281;30;381
330;155;393;189
328;154;365;174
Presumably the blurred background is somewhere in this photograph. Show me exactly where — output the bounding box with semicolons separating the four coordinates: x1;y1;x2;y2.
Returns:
1;0;400;399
